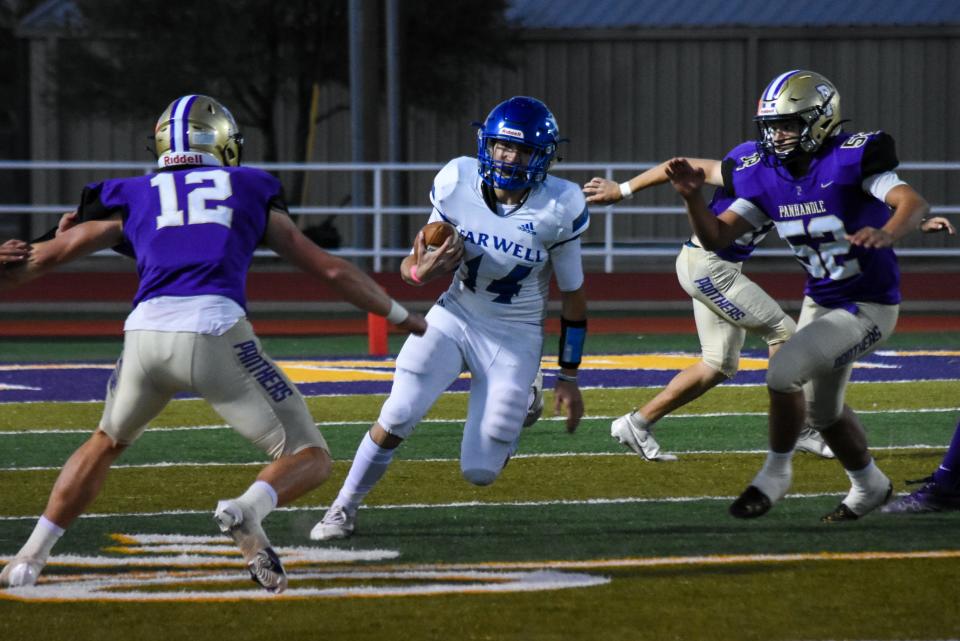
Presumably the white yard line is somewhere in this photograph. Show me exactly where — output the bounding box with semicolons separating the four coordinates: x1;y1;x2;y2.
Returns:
0;491;891;522
3;406;960;435
2;443;951;472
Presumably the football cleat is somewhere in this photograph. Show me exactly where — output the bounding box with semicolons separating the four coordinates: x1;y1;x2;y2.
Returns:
310;504;357;541
522;370;544;428
729;485;773;519
247;548;288;593
0;556;44;588
881;476;960;514
820;503;860;522
213;499;287;593
822;481;893;522
795;426;835;459
610;413;677;461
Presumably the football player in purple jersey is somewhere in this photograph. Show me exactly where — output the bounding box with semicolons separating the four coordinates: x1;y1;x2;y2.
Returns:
885;214;959;514
664;70;938;522
585;168;833;462
883;417;960;513
0;95;426;592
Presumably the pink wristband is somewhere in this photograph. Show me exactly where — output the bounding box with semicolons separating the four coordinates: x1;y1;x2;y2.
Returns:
409;264;422;284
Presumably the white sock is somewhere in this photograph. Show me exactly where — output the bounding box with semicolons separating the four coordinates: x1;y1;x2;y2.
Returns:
237;480;278;523
18;516;65;561
751;449;794;502
843;459;890;514
629;411;653;431
335;432;397;514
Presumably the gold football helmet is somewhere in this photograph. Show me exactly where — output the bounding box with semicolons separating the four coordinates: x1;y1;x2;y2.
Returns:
153;95;243;168
755;70;841;159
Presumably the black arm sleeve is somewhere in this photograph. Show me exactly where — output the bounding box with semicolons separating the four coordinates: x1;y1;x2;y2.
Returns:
31;184;135;257
861;132;899;177
29;185;116;244
720;158;738;197
267;191;289;215
77;184;116;222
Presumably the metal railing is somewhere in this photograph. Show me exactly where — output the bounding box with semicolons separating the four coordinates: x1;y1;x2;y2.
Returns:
1;160;958;272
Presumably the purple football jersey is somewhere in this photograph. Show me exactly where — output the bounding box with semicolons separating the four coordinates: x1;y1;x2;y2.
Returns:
726;132;900;310
84;166;282;309
708;187;773;264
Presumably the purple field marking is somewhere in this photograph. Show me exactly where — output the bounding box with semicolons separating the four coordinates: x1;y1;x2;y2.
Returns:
0;351;956;404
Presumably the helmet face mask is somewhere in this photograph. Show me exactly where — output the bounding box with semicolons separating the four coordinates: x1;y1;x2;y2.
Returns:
153;95;244;169
757;117;806;159
754;70;841;163
476;96;559;191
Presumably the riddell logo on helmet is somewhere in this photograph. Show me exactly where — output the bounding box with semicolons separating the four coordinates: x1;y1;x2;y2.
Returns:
163;153;204;166
757;100;776;115
499;127;525;139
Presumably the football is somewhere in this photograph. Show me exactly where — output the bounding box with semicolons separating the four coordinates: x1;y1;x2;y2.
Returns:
421;221;458;252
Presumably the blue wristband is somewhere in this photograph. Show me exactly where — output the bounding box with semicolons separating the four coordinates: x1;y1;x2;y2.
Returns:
559;317;587;369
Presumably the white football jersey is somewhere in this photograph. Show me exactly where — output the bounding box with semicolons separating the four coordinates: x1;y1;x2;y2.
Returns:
427;156;589;324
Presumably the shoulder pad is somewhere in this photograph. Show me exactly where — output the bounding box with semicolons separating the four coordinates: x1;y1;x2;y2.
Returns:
543;175;589;241
725;141;765;200
724;141;760;166
860;131;899;177
430;157;475;209
233;165;282;191
831;131;897;181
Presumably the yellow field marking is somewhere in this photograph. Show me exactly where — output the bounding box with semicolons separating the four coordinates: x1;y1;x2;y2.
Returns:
2;532;957;603
3;351;953;387
433;549;960;570
278;360;398;382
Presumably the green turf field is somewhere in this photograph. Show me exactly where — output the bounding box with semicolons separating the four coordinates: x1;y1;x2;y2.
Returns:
1;333;958;641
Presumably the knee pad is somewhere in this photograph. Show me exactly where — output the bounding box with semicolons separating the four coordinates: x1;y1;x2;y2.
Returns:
764;315;797;347
379;394;414;429
702;352;739;379
462;467;499;486
765;355;804;393
251;425;287;460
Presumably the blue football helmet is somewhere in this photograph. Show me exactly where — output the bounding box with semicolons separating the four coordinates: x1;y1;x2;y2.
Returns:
476;96;560;191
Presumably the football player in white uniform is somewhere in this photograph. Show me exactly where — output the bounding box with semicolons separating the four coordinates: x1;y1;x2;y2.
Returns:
312;96;589;541
584;167;834;461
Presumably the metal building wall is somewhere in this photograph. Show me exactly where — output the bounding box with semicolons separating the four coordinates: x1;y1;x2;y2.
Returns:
297;26;960;255
22;25;960;256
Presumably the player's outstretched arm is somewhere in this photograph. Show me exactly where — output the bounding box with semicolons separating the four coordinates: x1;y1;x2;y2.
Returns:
0;218;123;291
0;239;31;266
665;158;753;250
554;286;586;433
57;211;80;235
919;216;955;235
264;210;426;335
847;184;930;248
583;158;723;205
